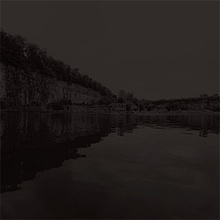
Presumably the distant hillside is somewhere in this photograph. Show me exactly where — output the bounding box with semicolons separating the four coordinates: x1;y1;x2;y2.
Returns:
115;91;220;113
137;95;220;112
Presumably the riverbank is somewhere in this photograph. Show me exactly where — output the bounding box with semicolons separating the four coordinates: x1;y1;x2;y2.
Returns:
135;110;220;116
1;108;219;115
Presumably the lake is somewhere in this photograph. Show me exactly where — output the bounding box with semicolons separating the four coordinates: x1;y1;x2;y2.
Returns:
1;112;219;219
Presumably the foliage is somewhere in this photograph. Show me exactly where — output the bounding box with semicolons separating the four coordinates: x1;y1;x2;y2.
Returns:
140;94;220;112
0;29;116;100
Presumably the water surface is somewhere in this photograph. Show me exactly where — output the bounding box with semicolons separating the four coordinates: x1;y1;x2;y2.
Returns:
1;113;219;219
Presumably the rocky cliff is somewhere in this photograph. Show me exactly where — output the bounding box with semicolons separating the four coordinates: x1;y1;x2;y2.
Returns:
0;64;102;111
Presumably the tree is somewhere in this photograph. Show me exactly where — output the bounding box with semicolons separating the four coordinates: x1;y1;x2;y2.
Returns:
0;29;118;102
118;89;126;103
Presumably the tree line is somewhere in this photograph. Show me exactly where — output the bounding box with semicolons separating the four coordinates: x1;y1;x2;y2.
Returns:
0;29;116;103
117;90;220;112
1;29;219;111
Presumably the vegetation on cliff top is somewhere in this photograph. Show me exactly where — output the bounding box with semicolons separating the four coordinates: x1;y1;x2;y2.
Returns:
0;29;116;104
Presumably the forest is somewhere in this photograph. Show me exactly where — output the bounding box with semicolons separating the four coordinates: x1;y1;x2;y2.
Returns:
1;29;219;112
0;29;116;104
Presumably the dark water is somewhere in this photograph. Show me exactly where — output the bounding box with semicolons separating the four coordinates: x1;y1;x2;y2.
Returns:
1;112;219;219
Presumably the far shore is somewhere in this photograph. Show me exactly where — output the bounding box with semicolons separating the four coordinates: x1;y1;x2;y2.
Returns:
134;110;220;116
1;109;220;115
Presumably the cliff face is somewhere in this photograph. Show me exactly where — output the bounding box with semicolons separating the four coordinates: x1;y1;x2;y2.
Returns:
0;64;102;110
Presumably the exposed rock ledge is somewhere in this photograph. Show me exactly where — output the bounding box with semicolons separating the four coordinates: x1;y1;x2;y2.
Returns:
0;64;102;111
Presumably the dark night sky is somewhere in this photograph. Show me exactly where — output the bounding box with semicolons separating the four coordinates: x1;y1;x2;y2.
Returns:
1;1;219;100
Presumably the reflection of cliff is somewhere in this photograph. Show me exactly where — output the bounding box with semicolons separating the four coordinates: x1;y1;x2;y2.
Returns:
1;113;219;193
1;137;98;193
1;113;138;193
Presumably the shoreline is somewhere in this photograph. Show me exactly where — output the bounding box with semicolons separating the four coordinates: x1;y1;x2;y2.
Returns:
1;109;220;115
134;110;220;116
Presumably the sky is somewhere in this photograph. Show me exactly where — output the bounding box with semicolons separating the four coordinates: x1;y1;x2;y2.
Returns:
1;0;219;100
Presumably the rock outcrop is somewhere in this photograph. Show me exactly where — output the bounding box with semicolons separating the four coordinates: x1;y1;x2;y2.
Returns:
0;64;102;110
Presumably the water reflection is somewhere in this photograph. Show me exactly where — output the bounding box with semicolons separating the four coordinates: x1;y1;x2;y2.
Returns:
1;112;219;193
138;114;219;137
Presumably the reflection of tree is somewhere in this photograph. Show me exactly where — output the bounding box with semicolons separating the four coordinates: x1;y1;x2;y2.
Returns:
138;114;219;137
199;129;208;137
1;113;138;193
116;114;138;136
1;112;219;193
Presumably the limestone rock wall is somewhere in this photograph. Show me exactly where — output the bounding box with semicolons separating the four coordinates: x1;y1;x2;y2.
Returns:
0;64;101;110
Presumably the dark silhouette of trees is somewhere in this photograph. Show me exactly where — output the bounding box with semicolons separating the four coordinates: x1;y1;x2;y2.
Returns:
140;95;220;112
1;29;219;111
0;29;116;101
